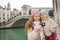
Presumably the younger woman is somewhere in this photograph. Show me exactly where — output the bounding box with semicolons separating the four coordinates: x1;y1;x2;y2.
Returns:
25;9;45;40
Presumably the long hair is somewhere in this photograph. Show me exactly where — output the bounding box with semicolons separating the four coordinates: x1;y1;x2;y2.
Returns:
25;14;42;34
25;17;34;35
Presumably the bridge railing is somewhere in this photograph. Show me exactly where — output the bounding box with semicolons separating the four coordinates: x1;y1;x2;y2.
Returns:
0;14;31;28
5;16;24;25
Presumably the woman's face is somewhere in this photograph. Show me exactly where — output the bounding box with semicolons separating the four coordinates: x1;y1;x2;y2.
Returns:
33;14;40;21
41;15;48;20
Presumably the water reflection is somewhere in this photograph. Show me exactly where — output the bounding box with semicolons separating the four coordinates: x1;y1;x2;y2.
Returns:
0;28;27;40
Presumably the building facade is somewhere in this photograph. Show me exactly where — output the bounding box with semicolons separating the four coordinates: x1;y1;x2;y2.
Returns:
0;2;21;26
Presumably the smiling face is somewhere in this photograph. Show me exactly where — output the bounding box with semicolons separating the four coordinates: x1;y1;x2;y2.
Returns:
33;13;41;21
41;14;48;20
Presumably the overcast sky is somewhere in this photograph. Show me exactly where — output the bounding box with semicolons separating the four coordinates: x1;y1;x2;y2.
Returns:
0;0;53;10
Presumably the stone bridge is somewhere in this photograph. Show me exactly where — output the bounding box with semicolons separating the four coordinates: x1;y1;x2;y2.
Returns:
2;15;30;28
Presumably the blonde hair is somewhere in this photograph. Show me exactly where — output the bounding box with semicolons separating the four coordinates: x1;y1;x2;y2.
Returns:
25;14;42;34
25;17;34;34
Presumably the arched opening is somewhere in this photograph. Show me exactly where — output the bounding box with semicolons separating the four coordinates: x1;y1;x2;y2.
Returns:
29;9;31;15
11;18;28;28
48;10;54;17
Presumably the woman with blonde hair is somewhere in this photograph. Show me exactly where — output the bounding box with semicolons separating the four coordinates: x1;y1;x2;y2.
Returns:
25;9;45;40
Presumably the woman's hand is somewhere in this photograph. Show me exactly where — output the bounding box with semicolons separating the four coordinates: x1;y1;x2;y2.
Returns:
34;25;42;29
34;25;42;32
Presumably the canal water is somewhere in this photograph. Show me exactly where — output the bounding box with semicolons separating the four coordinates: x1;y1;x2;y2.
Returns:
0;28;27;40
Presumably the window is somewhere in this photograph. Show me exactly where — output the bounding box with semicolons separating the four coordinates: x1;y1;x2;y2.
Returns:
3;18;5;19
0;23;1;25
3;13;5;16
49;10;54;17
29;9;31;15
0;18;1;19
19;12;21;15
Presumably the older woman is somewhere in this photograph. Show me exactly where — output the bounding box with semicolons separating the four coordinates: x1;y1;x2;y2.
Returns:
41;10;59;40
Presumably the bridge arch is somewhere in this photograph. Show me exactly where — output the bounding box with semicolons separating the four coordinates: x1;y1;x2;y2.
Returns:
11;18;28;27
